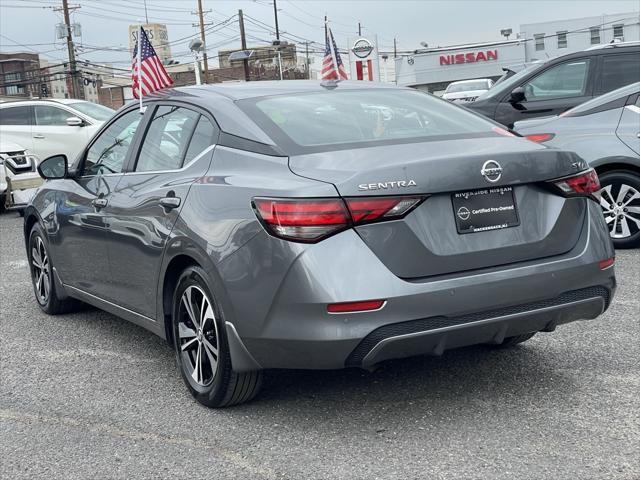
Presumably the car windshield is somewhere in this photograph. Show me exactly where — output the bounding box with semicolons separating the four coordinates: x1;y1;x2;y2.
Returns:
241;89;497;150
562;81;640;116
68;102;114;122
446;81;489;93
476;63;544;100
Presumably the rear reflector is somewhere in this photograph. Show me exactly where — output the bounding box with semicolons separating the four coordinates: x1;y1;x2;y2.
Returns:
599;258;615;270
525;133;555;143
550;169;601;200
253;195;426;243
327;300;386;314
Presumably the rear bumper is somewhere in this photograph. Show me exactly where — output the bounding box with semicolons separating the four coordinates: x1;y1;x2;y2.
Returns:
220;202;616;371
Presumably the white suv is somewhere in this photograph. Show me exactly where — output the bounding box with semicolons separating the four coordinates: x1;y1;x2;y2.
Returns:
0;99;114;163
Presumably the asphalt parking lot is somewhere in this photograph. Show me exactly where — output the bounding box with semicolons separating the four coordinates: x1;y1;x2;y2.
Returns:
0;210;638;480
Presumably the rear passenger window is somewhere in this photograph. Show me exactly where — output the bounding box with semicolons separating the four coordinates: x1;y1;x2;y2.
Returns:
184;116;216;164
0;106;31;126
600;54;640;94
135;106;200;172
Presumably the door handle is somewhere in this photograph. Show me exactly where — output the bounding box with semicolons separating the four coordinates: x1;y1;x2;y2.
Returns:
33;134;45;139
92;197;108;209
159;196;181;210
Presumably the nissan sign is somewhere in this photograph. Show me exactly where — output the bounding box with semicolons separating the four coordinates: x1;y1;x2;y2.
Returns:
352;38;374;59
440;50;498;66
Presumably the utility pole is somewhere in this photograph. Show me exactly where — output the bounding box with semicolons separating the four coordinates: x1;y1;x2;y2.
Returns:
393;37;397;59
358;22;362;36
273;0;280;40
238;9;250;82
55;0;83;99
196;0;209;83
305;42;310;79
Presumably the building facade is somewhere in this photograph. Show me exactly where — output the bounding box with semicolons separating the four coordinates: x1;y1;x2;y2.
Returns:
0;52;44;99
521;12;640;62
396;11;640;93
128;23;172;64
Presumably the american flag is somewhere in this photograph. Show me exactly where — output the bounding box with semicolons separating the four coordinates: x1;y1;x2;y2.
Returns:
131;27;173;98
322;27;348;81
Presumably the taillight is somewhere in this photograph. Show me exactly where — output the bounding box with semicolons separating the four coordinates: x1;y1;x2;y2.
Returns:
252;198;350;242
253;195;425;243
344;196;424;224
525;133;555;143
550;169;600;200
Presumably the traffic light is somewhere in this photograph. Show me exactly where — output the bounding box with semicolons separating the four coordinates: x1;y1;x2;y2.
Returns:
40;83;49;97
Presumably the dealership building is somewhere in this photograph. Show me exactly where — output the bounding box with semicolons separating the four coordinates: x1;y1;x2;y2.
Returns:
395;11;640;94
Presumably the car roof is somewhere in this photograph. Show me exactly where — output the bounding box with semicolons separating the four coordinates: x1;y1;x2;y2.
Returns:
167;80;404;101
449;79;492;85
0;98;87;106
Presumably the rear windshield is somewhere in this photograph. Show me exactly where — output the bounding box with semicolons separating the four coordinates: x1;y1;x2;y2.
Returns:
239;89;497;151
446;81;489;93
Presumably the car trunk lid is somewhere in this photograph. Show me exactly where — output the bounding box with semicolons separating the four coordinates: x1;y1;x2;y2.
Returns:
289;136;589;278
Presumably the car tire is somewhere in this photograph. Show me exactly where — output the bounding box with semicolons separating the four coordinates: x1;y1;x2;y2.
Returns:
28;224;82;314
172;266;263;408
492;332;536;348
598;170;640;249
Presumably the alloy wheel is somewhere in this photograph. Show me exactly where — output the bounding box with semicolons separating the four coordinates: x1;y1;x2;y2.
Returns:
177;285;220;386
599;183;640;239
31;236;50;304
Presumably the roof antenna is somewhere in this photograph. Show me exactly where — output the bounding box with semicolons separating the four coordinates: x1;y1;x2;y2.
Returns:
320;79;341;90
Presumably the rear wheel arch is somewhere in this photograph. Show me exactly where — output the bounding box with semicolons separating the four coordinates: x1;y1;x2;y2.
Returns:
593;160;640;177
23;210;40;249
162;254;200;345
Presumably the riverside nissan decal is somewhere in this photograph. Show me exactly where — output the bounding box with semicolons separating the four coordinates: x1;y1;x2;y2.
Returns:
439;50;498;66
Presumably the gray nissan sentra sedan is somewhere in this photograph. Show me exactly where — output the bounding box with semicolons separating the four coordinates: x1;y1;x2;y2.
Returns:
25;81;616;407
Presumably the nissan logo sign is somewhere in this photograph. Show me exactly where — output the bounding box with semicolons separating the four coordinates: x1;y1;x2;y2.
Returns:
352;38;374;59
481;160;502;183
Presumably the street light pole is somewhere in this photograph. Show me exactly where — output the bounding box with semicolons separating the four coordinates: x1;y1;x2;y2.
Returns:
273;0;280;40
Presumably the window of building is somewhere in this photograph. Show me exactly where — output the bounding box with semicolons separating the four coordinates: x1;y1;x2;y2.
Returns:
613;24;624;39
590;27;601;45
557;31;568;49
534;34;545;51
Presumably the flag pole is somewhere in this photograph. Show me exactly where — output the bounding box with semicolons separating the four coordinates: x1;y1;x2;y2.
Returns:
137;24;143;113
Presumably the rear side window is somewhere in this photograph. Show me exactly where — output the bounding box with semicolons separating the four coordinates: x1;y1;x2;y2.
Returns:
135;106;201;172
523;59;590;100
599;54;640;94
184;116;216;164
241;89;495;150
35;105;72;126
0;106;31;126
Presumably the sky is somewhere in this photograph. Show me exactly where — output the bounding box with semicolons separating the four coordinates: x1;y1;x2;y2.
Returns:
1;0;638;70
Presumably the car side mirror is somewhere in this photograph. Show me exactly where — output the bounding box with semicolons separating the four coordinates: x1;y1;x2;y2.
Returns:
66;116;84;127
509;87;526;104
38;154;68;180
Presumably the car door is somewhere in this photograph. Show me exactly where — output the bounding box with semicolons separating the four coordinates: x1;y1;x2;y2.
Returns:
51;107;147;297
495;58;594;127
616;94;640;156
0;105;34;154
102;103;219;318
33;104;90;162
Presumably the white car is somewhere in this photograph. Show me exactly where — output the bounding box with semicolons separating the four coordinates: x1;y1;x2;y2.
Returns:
0;140;41;211
0;99;114;164
442;79;494;103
